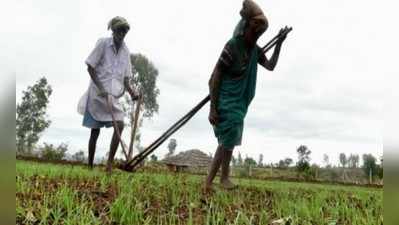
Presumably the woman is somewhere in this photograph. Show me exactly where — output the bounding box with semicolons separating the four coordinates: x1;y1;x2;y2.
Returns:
205;0;288;191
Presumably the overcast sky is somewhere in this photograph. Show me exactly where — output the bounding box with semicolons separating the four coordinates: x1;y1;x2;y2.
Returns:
8;0;397;165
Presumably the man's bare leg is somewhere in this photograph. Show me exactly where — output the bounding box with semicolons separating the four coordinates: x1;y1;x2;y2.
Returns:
88;128;100;169
220;148;236;189
204;145;224;192
106;121;124;174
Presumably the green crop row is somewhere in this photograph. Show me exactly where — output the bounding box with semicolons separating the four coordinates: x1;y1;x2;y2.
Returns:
16;160;382;225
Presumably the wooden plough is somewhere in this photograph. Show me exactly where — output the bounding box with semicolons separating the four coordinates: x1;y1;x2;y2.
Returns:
111;27;293;172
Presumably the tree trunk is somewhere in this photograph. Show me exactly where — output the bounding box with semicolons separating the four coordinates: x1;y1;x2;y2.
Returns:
369;168;372;184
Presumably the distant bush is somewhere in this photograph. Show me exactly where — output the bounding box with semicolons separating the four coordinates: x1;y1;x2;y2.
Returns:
296;166;313;181
72;150;86;162
150;154;158;162
40;142;68;161
296;161;310;174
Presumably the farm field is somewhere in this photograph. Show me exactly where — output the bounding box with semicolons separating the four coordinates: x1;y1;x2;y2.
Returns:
16;160;383;225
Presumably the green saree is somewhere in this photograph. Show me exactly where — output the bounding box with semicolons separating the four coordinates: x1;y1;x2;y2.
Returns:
213;35;259;149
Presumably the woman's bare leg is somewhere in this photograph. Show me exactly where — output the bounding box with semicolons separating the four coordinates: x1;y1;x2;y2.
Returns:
220;147;236;189
204;145;224;191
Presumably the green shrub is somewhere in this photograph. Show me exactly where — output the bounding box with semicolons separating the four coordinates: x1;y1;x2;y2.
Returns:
40;142;68;161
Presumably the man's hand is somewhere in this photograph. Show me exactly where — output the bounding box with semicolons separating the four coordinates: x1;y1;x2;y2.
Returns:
209;107;219;125
130;92;139;101
130;94;140;101
124;76;140;101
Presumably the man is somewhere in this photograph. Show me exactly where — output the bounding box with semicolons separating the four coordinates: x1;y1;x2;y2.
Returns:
205;0;288;191
77;16;138;174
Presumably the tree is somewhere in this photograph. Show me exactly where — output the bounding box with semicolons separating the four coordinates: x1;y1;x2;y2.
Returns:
244;156;257;167
121;53;160;158
278;160;286;168
323;154;330;168
362;154;377;182
166;138;177;157
258;154;263;167
129;53;160;118
284;158;293;167
339;153;347;168
243;155;257;177
353;154;360;168
72;150;85;162
40;142;68;161
16;77;52;154
377;156;383;179
237;152;243;166
278;157;293;169
348;154;359;168
296;145;311;173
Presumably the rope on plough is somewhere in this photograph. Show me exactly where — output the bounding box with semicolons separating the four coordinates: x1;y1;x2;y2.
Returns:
120;26;293;172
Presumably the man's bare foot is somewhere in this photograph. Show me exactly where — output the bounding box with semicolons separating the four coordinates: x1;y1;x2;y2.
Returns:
220;179;237;190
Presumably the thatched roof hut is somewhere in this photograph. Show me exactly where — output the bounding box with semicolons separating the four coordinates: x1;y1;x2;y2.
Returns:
162;149;212;172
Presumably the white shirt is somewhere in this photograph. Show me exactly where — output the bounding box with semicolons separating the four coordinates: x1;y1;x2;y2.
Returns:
77;37;133;121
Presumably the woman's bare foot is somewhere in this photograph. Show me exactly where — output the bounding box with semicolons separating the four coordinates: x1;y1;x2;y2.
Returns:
106;163;113;175
203;182;215;195
220;179;237;190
